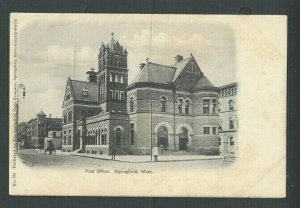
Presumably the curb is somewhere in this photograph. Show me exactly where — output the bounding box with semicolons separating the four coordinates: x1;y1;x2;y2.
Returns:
70;153;224;163
20;159;34;167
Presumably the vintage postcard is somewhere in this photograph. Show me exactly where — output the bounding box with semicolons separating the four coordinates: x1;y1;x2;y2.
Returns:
9;14;287;197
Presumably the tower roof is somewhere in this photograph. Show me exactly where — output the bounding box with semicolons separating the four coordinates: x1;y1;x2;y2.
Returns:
37;109;46;116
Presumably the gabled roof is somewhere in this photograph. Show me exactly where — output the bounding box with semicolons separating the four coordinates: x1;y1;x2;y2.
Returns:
192;76;218;91
131;62;176;85
129;54;218;92
170;56;193;82
68;78;98;103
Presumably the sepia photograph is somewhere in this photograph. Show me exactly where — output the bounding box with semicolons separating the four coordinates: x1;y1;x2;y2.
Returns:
9;14;286;197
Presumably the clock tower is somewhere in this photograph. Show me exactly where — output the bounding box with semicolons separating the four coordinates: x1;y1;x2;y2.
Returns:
97;33;128;113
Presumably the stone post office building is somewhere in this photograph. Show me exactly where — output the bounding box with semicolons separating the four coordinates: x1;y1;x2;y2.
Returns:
61;35;221;155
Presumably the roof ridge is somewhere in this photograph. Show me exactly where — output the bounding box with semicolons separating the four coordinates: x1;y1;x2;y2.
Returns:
71;79;97;84
170;56;192;67
149;62;176;69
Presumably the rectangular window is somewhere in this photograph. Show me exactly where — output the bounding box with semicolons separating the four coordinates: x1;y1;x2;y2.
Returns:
120;91;124;100
204;127;210;135
115;90;120;100
112;73;115;82
203;99;210;114
130;123;134;145
110;90;114;100
82;90;88;96
114;74;118;83
212;99;217;114
212;127;217;135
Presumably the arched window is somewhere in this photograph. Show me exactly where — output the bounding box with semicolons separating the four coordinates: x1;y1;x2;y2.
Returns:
120;75;124;83
101;128;107;145
109;73;113;82
229;118;234;130
185;100;190;114
130;123;134;145
178;99;183;114
161;96;167;112
63;113;67;123
92;129;96;145
116;128;122;145
68;135;72;145
229;137;234;146
229;100;234;110
130;97;134;112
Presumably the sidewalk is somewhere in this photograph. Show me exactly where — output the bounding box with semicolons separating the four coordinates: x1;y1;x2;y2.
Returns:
70;152;224;163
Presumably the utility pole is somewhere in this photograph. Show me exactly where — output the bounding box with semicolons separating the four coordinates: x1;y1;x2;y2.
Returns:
172;85;176;152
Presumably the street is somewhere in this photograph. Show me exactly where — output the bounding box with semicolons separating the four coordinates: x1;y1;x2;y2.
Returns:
18;149;233;169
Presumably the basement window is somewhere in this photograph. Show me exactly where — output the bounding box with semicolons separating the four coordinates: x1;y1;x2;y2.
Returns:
82;86;88;96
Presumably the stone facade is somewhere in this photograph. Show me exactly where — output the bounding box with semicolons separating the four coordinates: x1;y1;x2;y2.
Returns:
61;34;226;156
218;82;239;156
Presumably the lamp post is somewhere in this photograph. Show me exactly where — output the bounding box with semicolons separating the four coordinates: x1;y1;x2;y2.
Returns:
16;83;26;151
149;102;153;161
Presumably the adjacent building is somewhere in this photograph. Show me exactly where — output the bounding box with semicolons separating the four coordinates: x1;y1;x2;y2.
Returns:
27;110;63;148
218;82;239;156
61;34;221;155
45;131;63;150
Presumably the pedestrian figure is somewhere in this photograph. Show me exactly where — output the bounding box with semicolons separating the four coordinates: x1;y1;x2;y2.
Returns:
49;141;54;155
153;145;159;162
159;144;164;154
112;145;117;160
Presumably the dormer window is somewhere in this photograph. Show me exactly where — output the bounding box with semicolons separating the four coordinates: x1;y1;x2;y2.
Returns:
82;86;88;96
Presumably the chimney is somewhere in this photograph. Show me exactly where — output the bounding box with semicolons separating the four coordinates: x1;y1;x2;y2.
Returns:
86;68;97;83
175;55;184;62
139;63;146;69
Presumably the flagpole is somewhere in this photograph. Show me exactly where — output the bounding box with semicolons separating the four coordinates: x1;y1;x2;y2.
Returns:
73;49;76;79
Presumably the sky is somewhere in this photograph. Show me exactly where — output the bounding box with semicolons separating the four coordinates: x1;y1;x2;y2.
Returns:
13;14;239;122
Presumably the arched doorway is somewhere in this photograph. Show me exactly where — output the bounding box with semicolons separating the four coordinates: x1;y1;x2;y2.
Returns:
157;126;169;149
228;137;234;154
74;129;81;150
179;127;188;150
